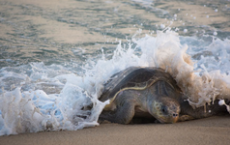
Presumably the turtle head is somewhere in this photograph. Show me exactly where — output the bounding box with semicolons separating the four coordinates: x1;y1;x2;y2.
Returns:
148;96;180;123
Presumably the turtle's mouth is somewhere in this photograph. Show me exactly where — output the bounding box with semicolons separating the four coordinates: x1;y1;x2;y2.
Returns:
171;116;179;123
156;115;179;124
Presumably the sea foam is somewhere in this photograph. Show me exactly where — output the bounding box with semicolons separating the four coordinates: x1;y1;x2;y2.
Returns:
0;30;230;135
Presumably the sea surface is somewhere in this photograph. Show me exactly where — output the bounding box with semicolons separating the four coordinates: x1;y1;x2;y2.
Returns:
0;0;230;135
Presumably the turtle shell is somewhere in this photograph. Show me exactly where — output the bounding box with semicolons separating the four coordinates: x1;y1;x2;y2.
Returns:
99;67;181;102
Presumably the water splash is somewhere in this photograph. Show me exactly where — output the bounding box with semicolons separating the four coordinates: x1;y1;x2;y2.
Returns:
0;30;230;136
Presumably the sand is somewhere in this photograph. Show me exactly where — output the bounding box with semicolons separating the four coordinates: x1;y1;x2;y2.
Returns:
0;116;229;145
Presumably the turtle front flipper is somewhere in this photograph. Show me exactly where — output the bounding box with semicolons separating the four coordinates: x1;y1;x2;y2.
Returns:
179;99;228;120
178;115;195;122
99;102;135;124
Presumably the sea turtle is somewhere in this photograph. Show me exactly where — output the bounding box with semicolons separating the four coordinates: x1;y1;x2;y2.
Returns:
99;67;181;124
99;67;227;124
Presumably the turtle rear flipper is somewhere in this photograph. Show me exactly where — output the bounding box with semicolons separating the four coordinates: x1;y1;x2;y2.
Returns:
99;102;135;124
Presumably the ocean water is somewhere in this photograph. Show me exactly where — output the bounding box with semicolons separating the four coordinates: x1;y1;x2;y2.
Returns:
0;0;230;135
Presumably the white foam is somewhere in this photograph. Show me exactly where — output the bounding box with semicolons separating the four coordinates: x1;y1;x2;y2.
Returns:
0;30;230;136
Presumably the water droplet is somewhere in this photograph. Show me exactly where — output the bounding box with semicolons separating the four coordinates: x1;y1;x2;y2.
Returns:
213;32;217;35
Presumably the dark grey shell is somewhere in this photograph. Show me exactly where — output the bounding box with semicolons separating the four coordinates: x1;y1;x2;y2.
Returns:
99;67;228;122
99;67;181;102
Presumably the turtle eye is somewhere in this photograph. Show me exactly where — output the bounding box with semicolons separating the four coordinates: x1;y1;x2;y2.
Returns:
161;106;167;114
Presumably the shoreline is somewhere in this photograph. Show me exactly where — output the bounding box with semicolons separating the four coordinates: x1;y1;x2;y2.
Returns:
0;116;229;145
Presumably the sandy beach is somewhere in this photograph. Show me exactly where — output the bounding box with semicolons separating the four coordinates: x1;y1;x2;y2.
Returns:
0;116;229;145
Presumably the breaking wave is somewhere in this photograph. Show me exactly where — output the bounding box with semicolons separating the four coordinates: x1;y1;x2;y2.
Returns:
0;30;230;135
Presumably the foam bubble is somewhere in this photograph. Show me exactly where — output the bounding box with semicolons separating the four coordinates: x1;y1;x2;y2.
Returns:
219;100;225;106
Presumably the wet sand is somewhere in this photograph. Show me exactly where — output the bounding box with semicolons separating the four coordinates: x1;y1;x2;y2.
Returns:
0;116;229;145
